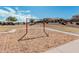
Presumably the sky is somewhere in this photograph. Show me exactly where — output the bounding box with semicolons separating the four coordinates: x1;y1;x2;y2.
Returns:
0;6;79;22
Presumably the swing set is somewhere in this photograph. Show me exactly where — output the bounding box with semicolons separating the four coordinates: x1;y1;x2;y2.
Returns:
18;18;49;41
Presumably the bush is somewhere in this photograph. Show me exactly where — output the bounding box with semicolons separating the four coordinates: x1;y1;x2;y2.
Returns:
76;23;79;25
61;22;66;25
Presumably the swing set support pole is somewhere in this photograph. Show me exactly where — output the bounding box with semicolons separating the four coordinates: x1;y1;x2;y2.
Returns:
26;18;28;34
18;18;48;41
43;21;49;37
18;18;28;41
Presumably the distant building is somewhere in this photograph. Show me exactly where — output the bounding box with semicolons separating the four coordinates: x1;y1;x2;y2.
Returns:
43;18;59;23
71;15;79;22
72;15;79;19
67;15;79;25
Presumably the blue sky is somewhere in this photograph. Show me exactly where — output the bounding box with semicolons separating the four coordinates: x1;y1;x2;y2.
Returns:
0;6;79;22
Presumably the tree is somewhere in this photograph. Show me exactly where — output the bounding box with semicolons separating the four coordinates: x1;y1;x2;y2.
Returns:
59;18;64;22
6;16;17;22
29;19;35;25
30;19;35;23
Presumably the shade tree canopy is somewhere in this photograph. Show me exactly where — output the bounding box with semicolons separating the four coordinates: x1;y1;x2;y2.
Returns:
6;16;17;22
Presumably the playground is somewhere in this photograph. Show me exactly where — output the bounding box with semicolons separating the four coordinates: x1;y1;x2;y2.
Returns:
0;23;79;53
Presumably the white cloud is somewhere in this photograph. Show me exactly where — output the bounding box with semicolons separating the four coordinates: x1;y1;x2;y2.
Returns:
25;10;31;13
0;9;9;15
0;9;18;21
0;8;38;22
32;16;39;19
4;7;16;14
26;14;32;18
15;7;19;11
17;10;31;13
0;9;9;21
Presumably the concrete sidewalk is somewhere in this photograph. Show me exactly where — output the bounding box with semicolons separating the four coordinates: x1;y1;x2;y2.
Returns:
45;39;79;53
44;27;79;53
46;27;79;36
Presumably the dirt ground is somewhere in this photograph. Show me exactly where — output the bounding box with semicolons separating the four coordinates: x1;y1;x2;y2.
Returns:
46;24;79;33
0;24;79;53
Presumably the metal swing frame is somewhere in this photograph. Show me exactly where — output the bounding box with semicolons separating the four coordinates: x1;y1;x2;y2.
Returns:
18;18;48;41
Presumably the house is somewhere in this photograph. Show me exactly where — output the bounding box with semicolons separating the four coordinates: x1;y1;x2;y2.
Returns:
69;15;79;25
43;18;59;23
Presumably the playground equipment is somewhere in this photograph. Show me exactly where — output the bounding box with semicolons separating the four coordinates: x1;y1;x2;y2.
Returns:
18;18;48;41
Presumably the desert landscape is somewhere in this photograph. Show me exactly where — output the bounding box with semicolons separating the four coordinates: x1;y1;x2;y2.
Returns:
0;24;79;53
0;6;79;53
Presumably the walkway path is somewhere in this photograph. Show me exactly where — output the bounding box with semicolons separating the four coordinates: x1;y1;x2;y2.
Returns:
0;29;16;34
45;27;79;53
45;39;79;53
46;27;79;36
